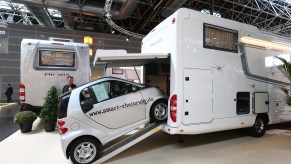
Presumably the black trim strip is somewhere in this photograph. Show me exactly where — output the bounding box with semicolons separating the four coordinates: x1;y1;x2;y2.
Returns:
239;43;289;86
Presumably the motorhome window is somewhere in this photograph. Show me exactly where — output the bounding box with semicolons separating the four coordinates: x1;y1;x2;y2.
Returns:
112;68;123;74
236;92;250;115
204;24;238;53
39;50;75;67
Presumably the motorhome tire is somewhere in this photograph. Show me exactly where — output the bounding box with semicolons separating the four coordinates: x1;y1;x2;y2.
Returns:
69;137;100;164
150;99;168;123
248;116;267;137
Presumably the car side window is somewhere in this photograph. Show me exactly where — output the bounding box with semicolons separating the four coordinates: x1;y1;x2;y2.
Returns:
108;80;139;98
80;82;111;104
80;80;141;107
80;87;97;104
79;86;98;113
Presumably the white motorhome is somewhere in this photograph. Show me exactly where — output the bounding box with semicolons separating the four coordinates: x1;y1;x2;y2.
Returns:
94;8;291;137
20;38;90;114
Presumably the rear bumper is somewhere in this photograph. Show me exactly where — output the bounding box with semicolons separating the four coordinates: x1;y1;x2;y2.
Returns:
163;124;178;135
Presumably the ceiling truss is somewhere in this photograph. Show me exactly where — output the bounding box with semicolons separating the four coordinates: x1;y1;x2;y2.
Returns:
0;0;290;37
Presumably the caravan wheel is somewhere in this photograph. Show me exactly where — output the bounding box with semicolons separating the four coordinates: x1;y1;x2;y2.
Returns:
248;116;267;137
70;137;100;164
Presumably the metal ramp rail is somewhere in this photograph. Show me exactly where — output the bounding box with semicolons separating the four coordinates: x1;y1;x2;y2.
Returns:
94;123;164;164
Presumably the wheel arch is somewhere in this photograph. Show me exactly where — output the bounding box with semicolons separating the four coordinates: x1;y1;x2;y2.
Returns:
66;135;102;159
248;113;270;137
150;98;168;110
257;113;269;124
152;98;168;104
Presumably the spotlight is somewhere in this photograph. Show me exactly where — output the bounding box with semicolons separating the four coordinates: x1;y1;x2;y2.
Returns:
126;36;130;41
110;29;115;34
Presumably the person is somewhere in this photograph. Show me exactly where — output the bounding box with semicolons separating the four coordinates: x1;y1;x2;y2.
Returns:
5;84;13;103
62;76;77;93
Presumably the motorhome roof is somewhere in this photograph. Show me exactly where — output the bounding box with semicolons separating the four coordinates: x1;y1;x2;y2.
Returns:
21;39;89;47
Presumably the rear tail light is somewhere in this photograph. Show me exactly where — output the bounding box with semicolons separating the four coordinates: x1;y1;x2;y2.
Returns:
58;120;68;135
59;127;68;135
172;18;176;24
20;83;25;102
58;120;65;127
170;94;177;122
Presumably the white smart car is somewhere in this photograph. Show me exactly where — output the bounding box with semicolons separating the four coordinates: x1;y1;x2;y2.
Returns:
58;76;168;164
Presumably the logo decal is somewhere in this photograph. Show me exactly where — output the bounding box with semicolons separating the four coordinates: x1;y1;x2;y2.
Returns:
45;73;70;77
88;97;154;116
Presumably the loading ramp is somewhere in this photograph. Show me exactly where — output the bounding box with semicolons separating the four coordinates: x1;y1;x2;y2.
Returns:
94;123;165;164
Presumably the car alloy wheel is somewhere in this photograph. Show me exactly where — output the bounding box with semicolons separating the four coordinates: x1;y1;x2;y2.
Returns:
150;99;168;123
154;103;167;120
70;138;100;164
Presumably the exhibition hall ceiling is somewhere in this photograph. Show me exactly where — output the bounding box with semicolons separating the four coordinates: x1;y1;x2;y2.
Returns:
0;0;290;37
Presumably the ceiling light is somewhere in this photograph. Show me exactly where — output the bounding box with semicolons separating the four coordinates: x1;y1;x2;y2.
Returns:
84;36;93;45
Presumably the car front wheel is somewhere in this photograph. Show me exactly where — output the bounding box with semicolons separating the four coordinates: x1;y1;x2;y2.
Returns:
150;99;168;123
70;137;100;164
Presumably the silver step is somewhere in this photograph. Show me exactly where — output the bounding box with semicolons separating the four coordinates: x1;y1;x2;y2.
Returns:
94;123;164;164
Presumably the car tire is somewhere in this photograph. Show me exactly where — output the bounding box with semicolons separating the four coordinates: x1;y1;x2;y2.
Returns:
69;137;100;164
248;116;267;137
150;99;168;123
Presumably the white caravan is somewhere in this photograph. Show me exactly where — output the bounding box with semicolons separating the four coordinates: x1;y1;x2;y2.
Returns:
94;8;291;137
20;38;90;114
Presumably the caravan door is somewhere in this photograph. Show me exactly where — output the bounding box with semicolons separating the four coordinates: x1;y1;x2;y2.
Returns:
183;68;213;124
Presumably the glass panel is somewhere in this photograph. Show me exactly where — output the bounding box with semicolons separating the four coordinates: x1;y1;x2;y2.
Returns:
204;24;238;52
39;50;75;67
92;82;110;102
236;92;250;115
80;80;140;110
108;81;136;98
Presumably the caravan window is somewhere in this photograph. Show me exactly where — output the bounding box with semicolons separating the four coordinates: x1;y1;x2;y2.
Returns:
39;50;75;67
203;23;238;53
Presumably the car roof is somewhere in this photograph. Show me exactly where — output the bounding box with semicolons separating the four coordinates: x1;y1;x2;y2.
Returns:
81;76;145;88
99;76;142;83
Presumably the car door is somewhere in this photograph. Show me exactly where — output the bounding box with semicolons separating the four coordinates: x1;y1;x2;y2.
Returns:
81;80;146;129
